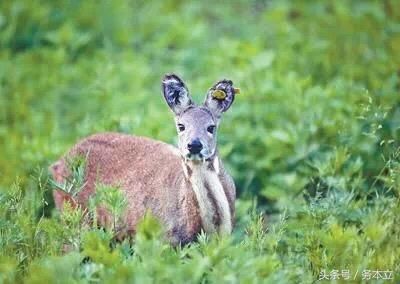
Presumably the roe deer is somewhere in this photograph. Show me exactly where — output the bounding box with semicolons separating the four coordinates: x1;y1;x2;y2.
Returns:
50;74;238;245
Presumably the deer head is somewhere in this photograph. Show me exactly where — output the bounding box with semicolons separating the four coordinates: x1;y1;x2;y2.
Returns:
162;74;238;163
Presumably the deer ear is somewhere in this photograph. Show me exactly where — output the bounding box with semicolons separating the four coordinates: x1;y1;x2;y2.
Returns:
162;74;194;115
204;79;237;118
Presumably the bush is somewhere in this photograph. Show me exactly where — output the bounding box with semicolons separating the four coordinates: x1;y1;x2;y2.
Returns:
0;0;399;282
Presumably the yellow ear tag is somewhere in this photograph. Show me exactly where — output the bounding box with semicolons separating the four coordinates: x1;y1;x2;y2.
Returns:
212;89;227;100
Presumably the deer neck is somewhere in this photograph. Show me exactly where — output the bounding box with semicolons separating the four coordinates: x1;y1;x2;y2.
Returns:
181;155;232;235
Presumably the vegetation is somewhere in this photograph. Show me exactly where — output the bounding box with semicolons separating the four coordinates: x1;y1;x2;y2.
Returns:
0;0;399;283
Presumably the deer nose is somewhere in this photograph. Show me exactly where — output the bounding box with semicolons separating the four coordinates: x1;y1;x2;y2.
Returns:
187;139;203;154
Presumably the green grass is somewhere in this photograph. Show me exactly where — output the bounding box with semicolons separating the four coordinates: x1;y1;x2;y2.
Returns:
0;0;399;283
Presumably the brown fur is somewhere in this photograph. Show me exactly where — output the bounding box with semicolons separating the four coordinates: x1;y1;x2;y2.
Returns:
51;132;235;245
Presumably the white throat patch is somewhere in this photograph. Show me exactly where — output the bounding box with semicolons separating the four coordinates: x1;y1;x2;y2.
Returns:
188;162;231;235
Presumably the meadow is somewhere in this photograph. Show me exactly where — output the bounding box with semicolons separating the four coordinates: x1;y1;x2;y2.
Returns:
0;0;399;283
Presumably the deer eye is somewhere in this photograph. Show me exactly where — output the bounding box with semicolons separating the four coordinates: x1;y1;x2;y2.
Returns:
207;125;216;134
177;124;185;132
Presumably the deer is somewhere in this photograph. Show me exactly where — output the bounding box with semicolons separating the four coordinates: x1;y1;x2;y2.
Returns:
50;74;238;245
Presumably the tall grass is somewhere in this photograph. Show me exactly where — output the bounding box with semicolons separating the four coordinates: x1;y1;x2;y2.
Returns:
0;0;399;282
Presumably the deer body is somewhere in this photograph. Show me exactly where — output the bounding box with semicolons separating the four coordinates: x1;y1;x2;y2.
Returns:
51;74;238;245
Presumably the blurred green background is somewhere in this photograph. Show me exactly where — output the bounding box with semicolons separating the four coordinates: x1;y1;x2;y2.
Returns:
0;0;399;282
